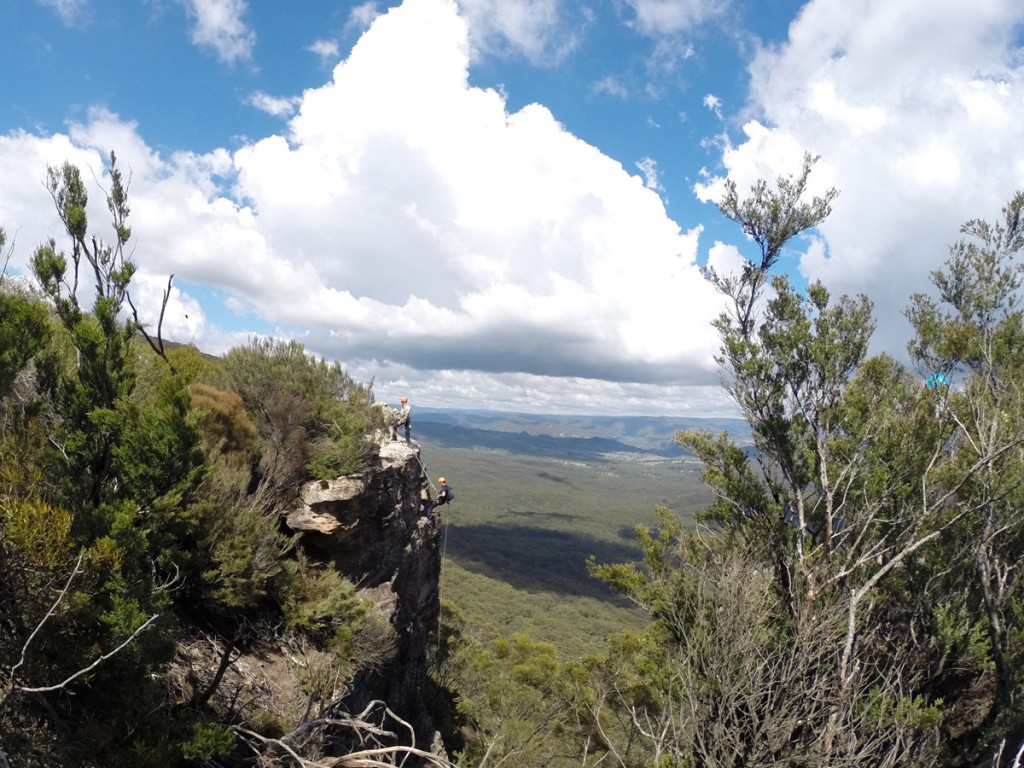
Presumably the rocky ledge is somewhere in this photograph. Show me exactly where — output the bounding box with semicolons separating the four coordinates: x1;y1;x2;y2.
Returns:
287;439;442;752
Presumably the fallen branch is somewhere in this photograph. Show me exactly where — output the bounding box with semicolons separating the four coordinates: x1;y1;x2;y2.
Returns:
234;699;455;768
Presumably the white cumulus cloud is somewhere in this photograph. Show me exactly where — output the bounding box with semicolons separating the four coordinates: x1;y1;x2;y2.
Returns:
706;0;1024;358
1;0;725;415
182;0;256;65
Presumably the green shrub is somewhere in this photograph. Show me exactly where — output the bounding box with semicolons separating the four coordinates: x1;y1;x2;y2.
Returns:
181;721;236;762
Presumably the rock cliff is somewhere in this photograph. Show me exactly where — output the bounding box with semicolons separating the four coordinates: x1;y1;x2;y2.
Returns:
286;438;442;751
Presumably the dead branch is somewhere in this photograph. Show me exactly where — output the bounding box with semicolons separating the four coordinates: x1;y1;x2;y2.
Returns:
192;629;240;708
325;745;453;767
234;699;451;768
17;614;159;694
235;724;455;768
8;551;84;689
4;547;159;701
126;273;176;372
236;726;312;767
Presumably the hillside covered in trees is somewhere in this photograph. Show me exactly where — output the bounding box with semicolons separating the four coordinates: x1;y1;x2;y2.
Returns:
3;151;1024;768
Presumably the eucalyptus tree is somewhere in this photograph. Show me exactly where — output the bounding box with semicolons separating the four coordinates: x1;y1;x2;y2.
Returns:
594;158;1024;765
905;191;1024;720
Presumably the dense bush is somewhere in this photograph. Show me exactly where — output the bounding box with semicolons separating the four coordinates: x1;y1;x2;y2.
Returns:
0;154;390;767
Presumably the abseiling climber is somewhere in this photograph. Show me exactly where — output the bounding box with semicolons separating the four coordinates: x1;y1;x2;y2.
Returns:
425;477;453;513
392;395;412;441
435;477;453;506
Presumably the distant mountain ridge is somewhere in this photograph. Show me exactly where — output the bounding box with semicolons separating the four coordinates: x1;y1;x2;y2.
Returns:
410;408;751;458
412;421;684;459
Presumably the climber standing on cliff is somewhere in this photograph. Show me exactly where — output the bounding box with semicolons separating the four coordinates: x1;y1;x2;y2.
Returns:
392;396;412;441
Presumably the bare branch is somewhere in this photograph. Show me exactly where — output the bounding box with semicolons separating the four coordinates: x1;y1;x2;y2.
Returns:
236;726;313;767
327;745;453;767
16;614;159;694
126;273;177;373
9;551;84;687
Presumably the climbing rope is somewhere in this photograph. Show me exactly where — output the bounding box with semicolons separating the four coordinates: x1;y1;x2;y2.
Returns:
436;508;452;659
408;443;451;659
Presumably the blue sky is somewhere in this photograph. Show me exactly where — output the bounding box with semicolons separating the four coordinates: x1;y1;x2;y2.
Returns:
2;0;1024;416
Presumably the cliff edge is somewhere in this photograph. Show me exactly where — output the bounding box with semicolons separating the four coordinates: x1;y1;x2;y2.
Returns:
286;438;442;752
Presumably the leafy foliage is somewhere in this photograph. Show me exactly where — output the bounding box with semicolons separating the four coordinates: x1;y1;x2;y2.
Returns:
0;248;50;395
584;180;1024;767
0;153;391;767
216;336;382;486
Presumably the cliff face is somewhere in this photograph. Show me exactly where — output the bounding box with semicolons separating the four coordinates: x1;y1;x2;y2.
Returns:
286;439;442;746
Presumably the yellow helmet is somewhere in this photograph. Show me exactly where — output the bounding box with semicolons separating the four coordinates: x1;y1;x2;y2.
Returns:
401;396;408;403
438;477;446;484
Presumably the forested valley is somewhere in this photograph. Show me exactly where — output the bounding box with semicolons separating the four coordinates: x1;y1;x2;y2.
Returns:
3;151;1024;768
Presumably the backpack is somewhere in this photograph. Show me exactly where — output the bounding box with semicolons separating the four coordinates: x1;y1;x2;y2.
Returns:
444;485;454;501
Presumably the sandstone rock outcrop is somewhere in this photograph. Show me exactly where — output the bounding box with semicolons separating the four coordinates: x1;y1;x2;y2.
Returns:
286;438;442;750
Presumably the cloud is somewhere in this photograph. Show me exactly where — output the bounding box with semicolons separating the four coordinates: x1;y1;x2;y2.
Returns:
36;0;88;25
635;157;663;191
705;240;744;276
703;93;722;118
245;91;301;118
1;0;725;409
308;38;341;64
621;0;712;77
359;363;738;417
592;75;631;99
456;0;587;65
705;0;1024;358
130;272;207;344
624;0;730;37
347;2;383;31
182;0;256;65
9;0;1022;418
0;131;100;268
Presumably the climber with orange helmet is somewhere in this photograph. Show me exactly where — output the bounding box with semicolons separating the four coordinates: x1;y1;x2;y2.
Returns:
392;395;412;441
425;476;453;514
435;477;453;506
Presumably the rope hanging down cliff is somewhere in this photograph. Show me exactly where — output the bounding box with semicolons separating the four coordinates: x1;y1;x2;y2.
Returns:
410;449;454;659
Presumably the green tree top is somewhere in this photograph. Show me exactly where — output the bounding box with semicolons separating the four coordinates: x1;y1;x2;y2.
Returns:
705;152;838;336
